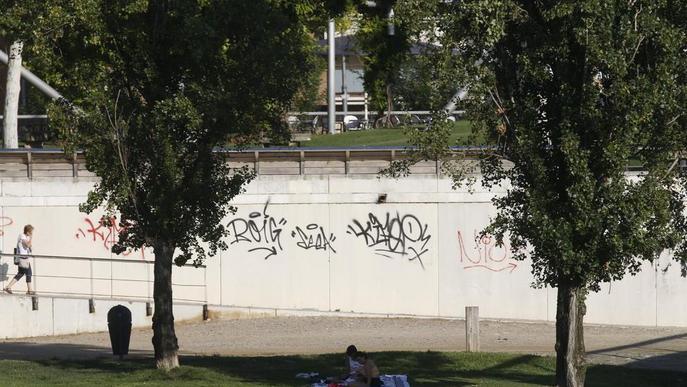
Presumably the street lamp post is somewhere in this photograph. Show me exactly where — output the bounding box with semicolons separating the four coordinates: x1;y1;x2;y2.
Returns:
342;55;348;120
327;19;336;135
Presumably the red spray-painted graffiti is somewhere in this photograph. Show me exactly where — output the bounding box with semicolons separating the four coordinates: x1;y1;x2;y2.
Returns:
75;216;145;259
0;216;13;236
457;229;517;273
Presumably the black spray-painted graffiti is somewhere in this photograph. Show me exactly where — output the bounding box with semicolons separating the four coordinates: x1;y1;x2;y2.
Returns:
227;202;287;259
346;212;431;269
227;202;336;258
292;224;337;253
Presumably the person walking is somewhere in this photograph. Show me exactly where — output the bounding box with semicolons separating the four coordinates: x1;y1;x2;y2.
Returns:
4;224;35;295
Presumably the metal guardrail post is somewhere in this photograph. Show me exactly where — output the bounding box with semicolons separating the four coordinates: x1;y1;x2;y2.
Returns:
89;257;95;313
299;151;305;175
32;253;38;310
219;251;223;306
203;265;208;305
147;262;151;303
345;150;350;175
203;304;209;321
203;265;209;320
32;254;37;295
72;152;79;178
26;151;33;180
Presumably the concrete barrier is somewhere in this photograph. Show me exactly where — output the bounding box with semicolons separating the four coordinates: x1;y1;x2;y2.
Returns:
0;153;682;339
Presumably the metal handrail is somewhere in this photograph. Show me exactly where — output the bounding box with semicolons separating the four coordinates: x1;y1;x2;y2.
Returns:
14;273;204;287
287;110;466;116
0;251;208;305
214;145;493;153
0;252;206;268
1;291;206;306
0;145;490;154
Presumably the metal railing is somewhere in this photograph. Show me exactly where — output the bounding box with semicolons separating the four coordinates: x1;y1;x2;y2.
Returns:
0;115;52;146
0;252;208;306
286;110;466;131
0;147;488;178
0;147;655;177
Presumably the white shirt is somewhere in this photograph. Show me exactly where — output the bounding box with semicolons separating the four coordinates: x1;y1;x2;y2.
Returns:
348;357;363;375
17;233;31;255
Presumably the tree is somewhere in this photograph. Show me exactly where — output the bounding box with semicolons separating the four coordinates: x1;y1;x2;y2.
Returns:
375;1;687;386
355;0;411;125
0;1;48;148
2;40;22;148
1;0;327;369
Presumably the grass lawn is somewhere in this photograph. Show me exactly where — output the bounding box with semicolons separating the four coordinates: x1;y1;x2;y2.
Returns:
304;121;473;148
0;351;683;386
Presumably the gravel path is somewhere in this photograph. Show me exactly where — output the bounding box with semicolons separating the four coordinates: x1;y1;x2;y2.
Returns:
1;317;685;373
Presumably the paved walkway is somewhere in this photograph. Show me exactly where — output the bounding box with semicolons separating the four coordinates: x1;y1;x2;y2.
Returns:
0;317;685;373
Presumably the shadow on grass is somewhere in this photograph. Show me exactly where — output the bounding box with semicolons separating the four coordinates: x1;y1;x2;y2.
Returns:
0;343;684;386
26;350;555;386
0;341;150;361
585;364;687;387
587;332;687;374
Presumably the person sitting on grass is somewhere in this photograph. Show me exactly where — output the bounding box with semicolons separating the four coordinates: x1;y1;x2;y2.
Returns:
349;352;382;387
344;344;363;379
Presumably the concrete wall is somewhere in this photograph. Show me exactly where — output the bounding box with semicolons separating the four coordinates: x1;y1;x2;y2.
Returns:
0;170;685;339
0;295;203;339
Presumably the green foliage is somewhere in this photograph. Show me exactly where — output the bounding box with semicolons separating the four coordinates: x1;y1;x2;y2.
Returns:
354;1;409;113
393;53;461;111
376;1;687;291
477;0;687;290
1;0;325;265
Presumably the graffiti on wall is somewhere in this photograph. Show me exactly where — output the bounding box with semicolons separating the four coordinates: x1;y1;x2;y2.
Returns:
457;229;517;273
75;216;146;259
292;224;336;253
225;204;432;265
227;202;336;259
227;202;287;259
0;216;13;236
347;212;431;269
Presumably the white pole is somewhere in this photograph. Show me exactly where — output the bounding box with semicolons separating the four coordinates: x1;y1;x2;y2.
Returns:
0;49;62;100
387;8;395;36
327;19;336;135
443;87;468;114
3;41;23;149
364;92;369;125
342;55;348;120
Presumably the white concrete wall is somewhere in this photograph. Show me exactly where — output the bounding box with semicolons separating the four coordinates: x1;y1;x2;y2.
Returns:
0;296;202;339
0;171;685;339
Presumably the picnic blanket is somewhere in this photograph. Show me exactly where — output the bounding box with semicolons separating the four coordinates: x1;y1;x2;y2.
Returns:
380;375;410;387
310;374;410;387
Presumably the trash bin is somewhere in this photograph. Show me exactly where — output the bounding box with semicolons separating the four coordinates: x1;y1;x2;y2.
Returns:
107;305;132;359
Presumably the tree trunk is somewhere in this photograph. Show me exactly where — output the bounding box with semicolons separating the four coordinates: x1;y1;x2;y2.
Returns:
152;241;179;370
3;40;22;149
555;282;587;387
